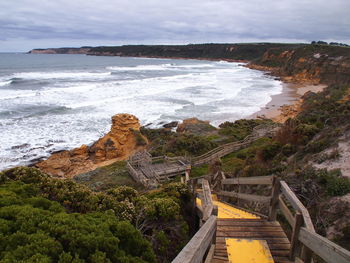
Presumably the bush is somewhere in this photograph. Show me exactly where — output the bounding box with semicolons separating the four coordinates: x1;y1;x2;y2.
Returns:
318;169;350;196
259;141;282;161
219;119;272;141
0;181;156;263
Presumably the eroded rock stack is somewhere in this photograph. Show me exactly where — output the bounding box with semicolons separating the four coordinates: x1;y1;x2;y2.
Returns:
35;114;145;178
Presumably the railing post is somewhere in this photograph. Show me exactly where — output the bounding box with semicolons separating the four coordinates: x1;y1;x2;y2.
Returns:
300;246;313;263
268;177;280;221
289;212;303;260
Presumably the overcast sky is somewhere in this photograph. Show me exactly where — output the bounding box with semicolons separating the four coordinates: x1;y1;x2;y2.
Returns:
0;0;349;52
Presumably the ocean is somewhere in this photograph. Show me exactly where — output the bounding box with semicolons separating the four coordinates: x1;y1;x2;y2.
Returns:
0;53;282;170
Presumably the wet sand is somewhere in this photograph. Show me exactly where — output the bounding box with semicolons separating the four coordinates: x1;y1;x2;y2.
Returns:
250;83;327;123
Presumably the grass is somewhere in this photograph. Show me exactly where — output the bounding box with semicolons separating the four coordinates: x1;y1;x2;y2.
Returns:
190;164;209;178
74;161;143;191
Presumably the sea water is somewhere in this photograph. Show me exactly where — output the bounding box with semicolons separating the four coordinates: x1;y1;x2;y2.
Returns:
0;53;282;169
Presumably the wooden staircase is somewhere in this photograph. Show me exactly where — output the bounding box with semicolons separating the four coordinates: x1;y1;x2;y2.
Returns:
213;218;292;263
172;175;350;263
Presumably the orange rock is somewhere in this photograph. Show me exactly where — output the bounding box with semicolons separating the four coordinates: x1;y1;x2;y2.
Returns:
35;114;145;178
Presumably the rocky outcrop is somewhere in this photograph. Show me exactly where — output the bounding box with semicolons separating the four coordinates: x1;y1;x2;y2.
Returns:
176;118;217;135
35;114;145;178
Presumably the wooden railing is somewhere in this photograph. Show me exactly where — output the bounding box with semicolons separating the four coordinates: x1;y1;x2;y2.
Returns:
172;178;217;263
172;215;217;263
191;123;278;166
217;175;350;263
278;181;350;263
218;175;277;219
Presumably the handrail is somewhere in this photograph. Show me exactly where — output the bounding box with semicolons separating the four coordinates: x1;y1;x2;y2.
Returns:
202;179;214;220
172;215;217;263
222;175;274;185
176;174;350;263
298;227;350;263
279;181;315;232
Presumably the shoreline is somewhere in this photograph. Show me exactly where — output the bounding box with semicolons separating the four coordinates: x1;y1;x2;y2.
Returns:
250;82;327;123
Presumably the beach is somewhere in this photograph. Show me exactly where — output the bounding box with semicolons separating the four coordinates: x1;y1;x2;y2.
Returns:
250;82;327;123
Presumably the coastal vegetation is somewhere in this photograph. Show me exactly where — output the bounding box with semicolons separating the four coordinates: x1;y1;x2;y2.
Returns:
0;168;191;262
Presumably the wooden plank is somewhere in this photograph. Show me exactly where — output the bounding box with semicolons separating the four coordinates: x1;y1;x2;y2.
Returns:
278;195;296;227
215;243;290;250
299;227;350;263
217;226;286;232
218;190;271;203
217;221;279;227
172;215;217;263
225;239;274;263
216;237;290;244
222;176;274;185
280;181;315;232
216;231;288;238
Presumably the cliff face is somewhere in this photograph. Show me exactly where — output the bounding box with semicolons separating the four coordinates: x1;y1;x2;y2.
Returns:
29;47;91;54
35;114;145;178
250;45;350;85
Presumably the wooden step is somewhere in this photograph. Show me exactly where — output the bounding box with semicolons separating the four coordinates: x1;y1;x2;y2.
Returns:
225;238;274;263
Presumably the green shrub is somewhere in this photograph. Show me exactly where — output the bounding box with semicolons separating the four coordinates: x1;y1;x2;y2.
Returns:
318;169;350;196
259;141;282;161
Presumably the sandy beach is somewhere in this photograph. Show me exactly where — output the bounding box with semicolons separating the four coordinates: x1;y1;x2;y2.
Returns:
250;82;327;123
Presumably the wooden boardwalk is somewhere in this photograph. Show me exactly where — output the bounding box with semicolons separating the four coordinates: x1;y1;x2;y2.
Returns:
196;195;291;263
213;218;292;263
173;175;350;263
127;124;279;187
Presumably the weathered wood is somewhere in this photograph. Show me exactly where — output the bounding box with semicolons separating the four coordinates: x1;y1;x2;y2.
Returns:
217;220;280;227
278;195;296;227
300;246;312;263
268;177;280;221
204;244;215;263
172;215;217;263
218;190;271;203
216;231;288;238
280;181;315;232
222;175;274;185
289;212;303;260
202;179;214;220
299;227;350;263
216;237;291;244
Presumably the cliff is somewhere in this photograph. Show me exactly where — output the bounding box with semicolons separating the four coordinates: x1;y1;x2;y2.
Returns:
29;47;91;54
35;114;146;178
249;45;350;85
29;43;350;86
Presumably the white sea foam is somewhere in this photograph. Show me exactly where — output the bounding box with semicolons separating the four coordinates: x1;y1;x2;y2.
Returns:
0;56;283;170
11;71;112;80
0;80;11;87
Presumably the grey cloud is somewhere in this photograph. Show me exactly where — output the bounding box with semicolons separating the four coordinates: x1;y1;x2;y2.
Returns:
0;0;349;51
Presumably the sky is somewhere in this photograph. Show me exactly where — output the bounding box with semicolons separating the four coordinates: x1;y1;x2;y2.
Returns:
0;0;349;52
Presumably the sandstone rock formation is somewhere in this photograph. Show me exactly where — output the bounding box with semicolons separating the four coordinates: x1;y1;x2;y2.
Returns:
35;114;145;178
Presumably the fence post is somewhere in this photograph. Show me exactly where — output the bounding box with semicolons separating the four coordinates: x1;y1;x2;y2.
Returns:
268;177;280;221
300;246;313;263
289;212;303;260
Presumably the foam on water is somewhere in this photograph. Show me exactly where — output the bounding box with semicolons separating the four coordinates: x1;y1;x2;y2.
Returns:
0;55;282;170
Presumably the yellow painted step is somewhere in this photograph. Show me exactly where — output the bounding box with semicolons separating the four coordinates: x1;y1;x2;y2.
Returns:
226;238;274;263
196;195;260;219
